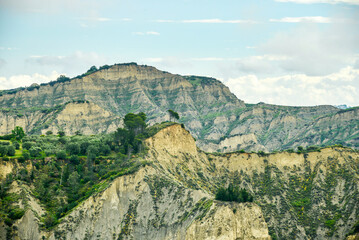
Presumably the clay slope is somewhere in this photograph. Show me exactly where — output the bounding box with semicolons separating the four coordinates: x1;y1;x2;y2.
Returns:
2;124;359;239
0;101;122;135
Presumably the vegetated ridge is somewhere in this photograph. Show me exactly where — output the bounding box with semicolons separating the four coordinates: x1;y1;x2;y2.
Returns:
0;124;358;239
0;63;357;152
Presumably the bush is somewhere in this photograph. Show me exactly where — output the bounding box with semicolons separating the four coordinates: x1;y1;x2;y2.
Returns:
22;142;33;150
18;157;25;163
13;141;20;150
22;151;30;160
56;150;67;160
46;130;53;135
29;146;42;158
8;208;25;220
0;145;8;156
69;155;80;165
43;214;58;228
215;184;253;203
7;145;15;156
58;131;65;137
66;143;80;155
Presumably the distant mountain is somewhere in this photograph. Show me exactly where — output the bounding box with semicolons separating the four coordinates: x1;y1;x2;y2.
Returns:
0;63;358;151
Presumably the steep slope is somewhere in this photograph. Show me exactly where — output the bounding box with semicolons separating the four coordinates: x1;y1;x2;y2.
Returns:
0;125;271;240
0;101;122;135
0;63;357;151
2;124;358;239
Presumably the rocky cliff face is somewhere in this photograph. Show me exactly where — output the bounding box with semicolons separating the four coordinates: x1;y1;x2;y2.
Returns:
2;125;358;239
0;63;357;152
0;101;121;135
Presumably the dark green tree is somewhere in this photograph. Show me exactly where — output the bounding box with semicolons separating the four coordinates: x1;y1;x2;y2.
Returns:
7;146;15;156
58;131;65;137
56;150;67;160
29;146;42;158
168;109;180;122
0;146;8;157
11;126;25;141
66;143;80;155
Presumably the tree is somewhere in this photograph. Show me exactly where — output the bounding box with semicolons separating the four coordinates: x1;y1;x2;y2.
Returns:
29;146;42;158
69;155;80;165
56;150;67;160
12;126;25;141
86;66;98;74
56;75;70;83
0;146;8;157
45;130;53;136
7;146;15;156
215;184;253;203
22;142;33;150
66;143;80;155
68;171;80;193
124;112;147;135
58;131;65;137
168;109;180;122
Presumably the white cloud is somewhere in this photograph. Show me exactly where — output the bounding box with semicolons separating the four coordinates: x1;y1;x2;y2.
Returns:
256;16;359;76
133;31;160;35
275;0;359;5
182;19;256;24
155;19;257;24
78;17;111;22
191;57;225;61
25;51;108;77
225;66;359;106
0;71;61;90
270;16;331;23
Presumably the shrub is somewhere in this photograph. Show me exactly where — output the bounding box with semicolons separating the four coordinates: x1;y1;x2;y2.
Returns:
69;155;80;165
8;208;25;220
22;142;33;150
66;143;80;155
215;184;253;203
7;145;15;156
29;146;42;158
56;150;67;160
22;151;30;160
43;214;58;228
13;141;20;150
0;145;7;156
18;157;25;163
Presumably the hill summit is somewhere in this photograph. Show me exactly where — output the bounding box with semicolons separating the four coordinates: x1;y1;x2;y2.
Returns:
0;63;358;152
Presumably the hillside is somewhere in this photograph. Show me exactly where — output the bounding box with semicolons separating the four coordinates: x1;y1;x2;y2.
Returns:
0;63;357;152
1;125;358;239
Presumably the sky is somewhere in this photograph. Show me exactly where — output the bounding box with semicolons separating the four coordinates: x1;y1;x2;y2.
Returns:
0;0;359;107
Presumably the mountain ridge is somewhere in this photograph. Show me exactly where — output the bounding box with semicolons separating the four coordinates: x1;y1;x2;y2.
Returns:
0;63;357;152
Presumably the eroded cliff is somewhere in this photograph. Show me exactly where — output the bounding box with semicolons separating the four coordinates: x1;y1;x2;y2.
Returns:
2;124;359;239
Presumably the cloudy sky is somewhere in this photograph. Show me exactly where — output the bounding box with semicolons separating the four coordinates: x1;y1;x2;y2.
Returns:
0;0;358;106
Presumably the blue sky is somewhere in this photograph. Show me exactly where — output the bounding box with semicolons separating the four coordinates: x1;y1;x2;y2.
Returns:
0;0;359;106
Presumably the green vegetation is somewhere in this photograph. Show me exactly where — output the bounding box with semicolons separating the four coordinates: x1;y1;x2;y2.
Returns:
215;184;253;203
0;112;170;229
168;109;180;122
